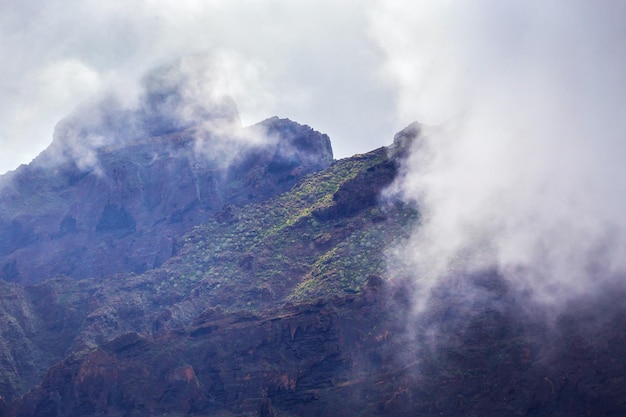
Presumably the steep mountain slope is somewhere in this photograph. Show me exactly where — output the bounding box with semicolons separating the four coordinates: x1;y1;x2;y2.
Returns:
9;275;626;417
0;130;417;409
0;116;332;284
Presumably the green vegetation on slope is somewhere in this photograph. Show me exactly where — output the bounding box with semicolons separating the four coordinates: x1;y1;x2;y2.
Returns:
160;147;418;312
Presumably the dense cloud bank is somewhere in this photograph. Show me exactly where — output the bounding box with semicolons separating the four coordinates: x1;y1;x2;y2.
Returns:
372;1;626;308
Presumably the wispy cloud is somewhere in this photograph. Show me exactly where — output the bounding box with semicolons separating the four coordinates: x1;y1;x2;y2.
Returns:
34;53;279;174
0;0;393;174
372;0;626;308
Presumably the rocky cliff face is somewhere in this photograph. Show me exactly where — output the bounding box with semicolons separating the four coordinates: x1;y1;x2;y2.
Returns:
0;138;417;412
4;282;411;417
0;114;332;284
5;268;626;417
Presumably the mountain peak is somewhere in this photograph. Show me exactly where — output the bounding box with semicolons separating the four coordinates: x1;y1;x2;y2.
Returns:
0;109;333;284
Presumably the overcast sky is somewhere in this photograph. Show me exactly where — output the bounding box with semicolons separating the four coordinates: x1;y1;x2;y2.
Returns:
0;0;407;175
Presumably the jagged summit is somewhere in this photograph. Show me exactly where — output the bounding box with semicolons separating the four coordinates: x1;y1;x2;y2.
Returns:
36;61;243;172
0;58;337;285
0;106;333;283
0;131;415;412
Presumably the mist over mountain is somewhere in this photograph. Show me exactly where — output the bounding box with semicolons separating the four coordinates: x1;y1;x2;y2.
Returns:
0;96;625;416
373;0;626;311
2;5;626;412
0;61;332;285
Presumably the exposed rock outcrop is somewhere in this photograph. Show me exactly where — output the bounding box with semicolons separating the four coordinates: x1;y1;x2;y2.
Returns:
0;115;332;284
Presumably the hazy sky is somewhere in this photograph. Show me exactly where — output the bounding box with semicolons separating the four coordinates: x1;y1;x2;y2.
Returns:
0;0;403;175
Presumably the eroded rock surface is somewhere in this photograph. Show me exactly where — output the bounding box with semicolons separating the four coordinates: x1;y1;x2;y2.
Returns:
0;116;332;284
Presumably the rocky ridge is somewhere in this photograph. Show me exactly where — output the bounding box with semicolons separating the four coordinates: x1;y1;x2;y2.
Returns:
0;116;332;284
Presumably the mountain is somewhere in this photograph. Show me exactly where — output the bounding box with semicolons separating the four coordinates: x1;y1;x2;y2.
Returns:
0;106;625;416
0;110;332;284
0;123;416;413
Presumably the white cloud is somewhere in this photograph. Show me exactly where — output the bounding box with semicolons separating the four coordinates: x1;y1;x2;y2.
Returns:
373;0;626;308
0;0;395;175
37;59;102;103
